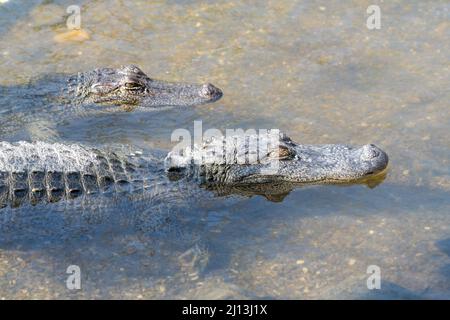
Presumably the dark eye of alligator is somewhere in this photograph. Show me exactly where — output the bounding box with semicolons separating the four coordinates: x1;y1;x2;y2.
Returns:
267;146;293;160
123;82;143;91
200;83;221;98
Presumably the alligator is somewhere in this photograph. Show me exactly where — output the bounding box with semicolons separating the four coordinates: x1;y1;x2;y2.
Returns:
0;132;388;208
165;131;389;201
64;65;222;107
0;65;222;140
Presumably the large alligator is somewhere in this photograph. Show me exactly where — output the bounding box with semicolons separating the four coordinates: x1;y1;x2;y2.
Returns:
165;132;388;201
0;132;388;208
0;65;222;140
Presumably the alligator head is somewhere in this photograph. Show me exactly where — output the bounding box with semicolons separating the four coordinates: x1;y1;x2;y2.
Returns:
165;132;389;201
68;65;223;107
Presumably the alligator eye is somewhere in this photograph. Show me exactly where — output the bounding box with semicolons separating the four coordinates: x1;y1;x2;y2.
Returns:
200;83;222;99
123;82;143;90
267;146;293;160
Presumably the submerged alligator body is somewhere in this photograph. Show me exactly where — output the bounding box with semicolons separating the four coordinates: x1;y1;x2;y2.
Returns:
0;133;388;208
0;141;163;208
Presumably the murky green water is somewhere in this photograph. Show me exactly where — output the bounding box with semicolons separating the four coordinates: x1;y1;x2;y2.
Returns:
0;0;449;299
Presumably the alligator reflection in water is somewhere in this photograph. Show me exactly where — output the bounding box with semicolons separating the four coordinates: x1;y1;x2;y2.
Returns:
200;171;387;203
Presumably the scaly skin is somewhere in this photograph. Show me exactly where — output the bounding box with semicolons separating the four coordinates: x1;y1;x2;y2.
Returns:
66;65;223;107
0;133;388;208
0;141;163;208
165;132;389;199
0;65;222;141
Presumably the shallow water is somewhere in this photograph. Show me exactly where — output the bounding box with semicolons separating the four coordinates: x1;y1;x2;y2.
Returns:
0;0;449;299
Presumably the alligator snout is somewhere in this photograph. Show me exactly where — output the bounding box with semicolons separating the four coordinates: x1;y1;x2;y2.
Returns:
200;83;223;101
360;144;380;160
359;144;389;173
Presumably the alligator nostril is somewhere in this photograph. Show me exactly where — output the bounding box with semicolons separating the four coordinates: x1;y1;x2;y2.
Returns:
200;84;211;96
200;83;222;99
361;144;380;160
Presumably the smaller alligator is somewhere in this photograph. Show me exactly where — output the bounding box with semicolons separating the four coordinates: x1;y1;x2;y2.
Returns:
0;65;222;140
65;65;223;107
0;132;388;208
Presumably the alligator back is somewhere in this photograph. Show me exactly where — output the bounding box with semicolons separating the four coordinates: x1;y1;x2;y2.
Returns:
0;142;156;208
